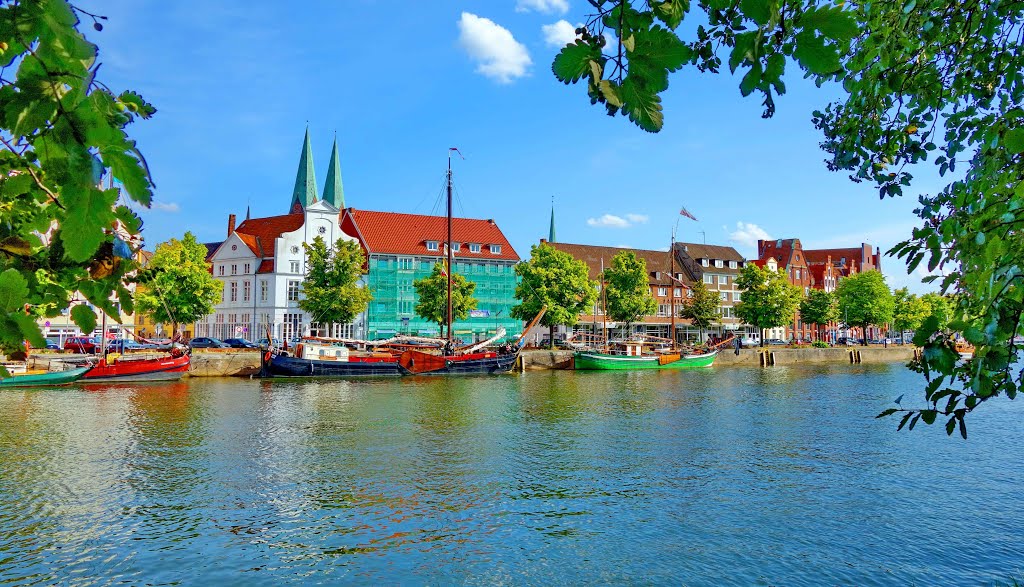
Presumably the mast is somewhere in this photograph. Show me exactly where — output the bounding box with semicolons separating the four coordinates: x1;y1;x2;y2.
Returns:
446;150;454;343
670;231;676;351
601;257;608;350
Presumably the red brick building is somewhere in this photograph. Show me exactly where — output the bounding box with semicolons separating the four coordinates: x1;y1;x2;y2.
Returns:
757;239;814;341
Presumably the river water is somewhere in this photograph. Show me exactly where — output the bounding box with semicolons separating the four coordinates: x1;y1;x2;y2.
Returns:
0;364;1020;586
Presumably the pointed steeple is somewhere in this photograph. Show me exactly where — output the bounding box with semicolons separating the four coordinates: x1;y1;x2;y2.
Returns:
290;127;318;213
322;135;345;209
548;197;556;243
245;204;251;221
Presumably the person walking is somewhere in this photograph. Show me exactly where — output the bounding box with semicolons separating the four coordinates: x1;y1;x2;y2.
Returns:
734;335;741;355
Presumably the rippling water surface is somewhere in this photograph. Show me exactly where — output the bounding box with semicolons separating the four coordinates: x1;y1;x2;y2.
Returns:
0;364;1021;585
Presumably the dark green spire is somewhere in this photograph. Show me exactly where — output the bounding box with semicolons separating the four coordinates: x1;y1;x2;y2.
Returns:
290;127;318;212
549;200;556;243
322;136;345;209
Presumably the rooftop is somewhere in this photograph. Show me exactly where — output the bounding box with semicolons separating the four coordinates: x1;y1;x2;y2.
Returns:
345;209;519;261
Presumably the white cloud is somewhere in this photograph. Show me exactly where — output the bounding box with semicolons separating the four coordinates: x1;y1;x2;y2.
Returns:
728;221;772;252
457;13;532;84
587;213;648;228
542;20;578;47
626;213;649;224
151;201;180;212
516;0;569;14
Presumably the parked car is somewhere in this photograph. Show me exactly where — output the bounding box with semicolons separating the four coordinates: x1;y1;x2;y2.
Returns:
64;336;99;353
765;339;787;346
189;337;230;349
740;336;760;347
105;339;143;353
44;338;60;350
222;338;258;349
257;338;283;349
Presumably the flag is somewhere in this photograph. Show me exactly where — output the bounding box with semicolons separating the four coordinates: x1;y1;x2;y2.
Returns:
449;147;464;159
679;206;698;221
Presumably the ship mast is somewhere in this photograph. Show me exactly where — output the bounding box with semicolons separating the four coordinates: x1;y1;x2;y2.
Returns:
446;149;454;343
601;257;608;350
670;230;676;351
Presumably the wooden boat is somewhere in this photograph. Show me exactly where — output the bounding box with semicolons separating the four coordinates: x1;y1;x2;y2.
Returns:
261;341;402;377
574;348;718;370
398;348;519;375
81;351;191;382
0;365;91;387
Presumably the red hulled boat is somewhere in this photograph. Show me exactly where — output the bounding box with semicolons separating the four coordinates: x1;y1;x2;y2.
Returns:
81;349;191;383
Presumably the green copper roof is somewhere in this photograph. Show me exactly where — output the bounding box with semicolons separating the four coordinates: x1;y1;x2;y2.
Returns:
549;203;556;243
322;137;345;209
290;128;318;212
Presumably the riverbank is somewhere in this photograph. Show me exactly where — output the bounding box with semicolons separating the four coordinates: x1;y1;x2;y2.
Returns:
26;346;917;377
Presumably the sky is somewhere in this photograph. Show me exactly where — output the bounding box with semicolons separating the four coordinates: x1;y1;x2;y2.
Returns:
81;0;944;293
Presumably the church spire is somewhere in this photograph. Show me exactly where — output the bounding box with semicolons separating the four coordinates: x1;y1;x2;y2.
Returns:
322;134;345;209
548;197;556;243
290;127;318;213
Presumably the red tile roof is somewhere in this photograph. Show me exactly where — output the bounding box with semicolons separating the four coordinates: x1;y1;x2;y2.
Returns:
236;233;262;257
257;259;274;274
344;209;519;261
235;213;304;257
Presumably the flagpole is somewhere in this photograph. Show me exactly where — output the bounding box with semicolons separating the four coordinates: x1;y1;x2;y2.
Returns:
446;150;453;344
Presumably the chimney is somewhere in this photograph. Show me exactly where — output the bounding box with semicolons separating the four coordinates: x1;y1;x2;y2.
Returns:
228;214;236;237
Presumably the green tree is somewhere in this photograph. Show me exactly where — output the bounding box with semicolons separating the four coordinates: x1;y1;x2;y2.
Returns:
835;271;895;346
892;288;930;344
413;263;478;339
799;288;840;342
920;293;953;331
511;243;597;349
135;233;221;336
299;236;371;331
0;1;155;353
734;264;803;347
603;251;657;336
681;281;719;343
552;1;1024;433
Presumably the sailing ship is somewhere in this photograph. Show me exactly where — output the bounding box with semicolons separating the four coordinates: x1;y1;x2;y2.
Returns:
0;365;92;388
81;348;191;382
573;230;718;371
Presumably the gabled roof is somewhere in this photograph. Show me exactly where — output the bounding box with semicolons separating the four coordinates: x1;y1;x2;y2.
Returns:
676;242;744;263
235;213;305;255
236;233;262;257
547;241;688;286
344;209;519;261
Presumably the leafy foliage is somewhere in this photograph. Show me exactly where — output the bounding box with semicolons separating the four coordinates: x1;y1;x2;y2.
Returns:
511;244;598;345
603;250;657;330
799;288;839;341
0;0;155;351
919;292;952;331
835;271;894;346
135;233;221;332
413;264;478;334
681;281;719;341
892;287;930;344
299;237;372;328
734;263;802;346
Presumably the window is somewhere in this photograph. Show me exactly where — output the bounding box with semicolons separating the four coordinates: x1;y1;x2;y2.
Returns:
718;275;728;285
657;304;669;317
729;261;737;269
426;241;439;251
230;282;238;302
687;289;694;298
241;314;249;327
703;274;713;284
287;280;300;302
243;281;251;302
452;242;461;252
244;263;250;273
720;291;729;301
674;287;682;298
701;258;709;267
795;268;802;280
260;280;268;302
657;287;667;296
398;257;413;270
231;264;237;275
734;291;741;301
469;243;481;253
218;265;225;276
290;260;300;274
715;260;724;268
228;313;236;324
655;272;661;279
138;315;145;326
398;300;414;315
490;244;501;254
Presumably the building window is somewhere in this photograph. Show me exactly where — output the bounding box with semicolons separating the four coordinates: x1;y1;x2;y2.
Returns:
218;265;225;276
287;280;300;302
489;244;501;254
290;260;300;274
715;259;724;268
720;291;729;301
674;287;682;298
398;257;413;270
734;291;741;301
244;263;250;273
426;241;439;251
657;304;669;317
795;268;802;280
138;315;145;326
729;261;737;269
228;313;237;325
231;264;237;275
703;274;713;284
230;281;238;302
469;243;481;253
718;275;728;285
243;280;251;302
657;287;667;296
260;280;268;302
452;242;460;252
701;258;709;267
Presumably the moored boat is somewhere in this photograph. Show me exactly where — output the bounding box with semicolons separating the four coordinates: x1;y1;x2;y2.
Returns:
574;349;717;370
261;341;402;377
398;347;519;376
0;365;92;388
81;351;191;383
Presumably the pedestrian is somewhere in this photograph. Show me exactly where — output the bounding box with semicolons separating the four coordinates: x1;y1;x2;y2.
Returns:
734;335;741;355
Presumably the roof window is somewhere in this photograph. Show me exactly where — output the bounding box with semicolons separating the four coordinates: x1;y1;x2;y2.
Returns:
469;243;481;253
426;241;439;252
489;244;501;254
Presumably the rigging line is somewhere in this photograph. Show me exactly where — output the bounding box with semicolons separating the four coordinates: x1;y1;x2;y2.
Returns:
413;173;448;216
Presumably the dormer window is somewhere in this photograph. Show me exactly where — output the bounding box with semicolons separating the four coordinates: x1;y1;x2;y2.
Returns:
489;244;501;254
715;259;724;268
426;241;439;252
701;258;709;267
469;243;481;253
729;260;737;269
452;242;461;252
654;271;661;279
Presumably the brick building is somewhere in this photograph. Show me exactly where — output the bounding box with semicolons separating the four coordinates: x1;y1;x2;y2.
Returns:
757;238;814;341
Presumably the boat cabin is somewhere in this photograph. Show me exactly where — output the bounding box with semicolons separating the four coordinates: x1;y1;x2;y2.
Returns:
296;342;350;362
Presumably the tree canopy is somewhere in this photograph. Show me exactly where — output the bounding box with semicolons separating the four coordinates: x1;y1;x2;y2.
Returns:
0;0;155;352
603;250;657;332
511;243;597;347
681;281;719;342
799;288;839;341
413;264;478;337
733;263;802;346
299;237;371;328
135;232;220;333
835;271;894;344
892;287;930;344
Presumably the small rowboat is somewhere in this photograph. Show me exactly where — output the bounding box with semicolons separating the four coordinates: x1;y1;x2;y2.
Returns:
0;366;92;388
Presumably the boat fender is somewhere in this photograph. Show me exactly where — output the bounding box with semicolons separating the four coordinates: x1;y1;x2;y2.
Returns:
263;350;272;363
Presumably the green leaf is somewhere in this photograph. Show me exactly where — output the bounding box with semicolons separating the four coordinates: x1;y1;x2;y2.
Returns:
945;417;956;435
741;0;772;26
12;313;45;349
0;269;28;314
60;187;117;262
740;61;762;97
793;30;841;75
620;77;664;133
1004;128;1024;154
599;80;624;108
552;41;600;84
876;408;899;418
920;409;937;425
651;0;688;29
631;26;691;73
71;304;97;335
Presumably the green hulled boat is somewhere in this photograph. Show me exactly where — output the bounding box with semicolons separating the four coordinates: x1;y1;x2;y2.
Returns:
0;366;91;388
574;350;718;370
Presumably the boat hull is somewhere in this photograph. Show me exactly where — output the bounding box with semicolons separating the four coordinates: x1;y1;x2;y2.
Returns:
0;366;92;387
82;354;191;382
263;354;402;377
574;350;717;370
399;351;519;376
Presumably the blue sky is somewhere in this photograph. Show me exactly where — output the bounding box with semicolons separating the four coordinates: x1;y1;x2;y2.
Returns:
84;0;941;293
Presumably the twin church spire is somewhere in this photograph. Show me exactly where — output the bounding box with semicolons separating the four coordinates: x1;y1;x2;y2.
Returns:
289;127;345;213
